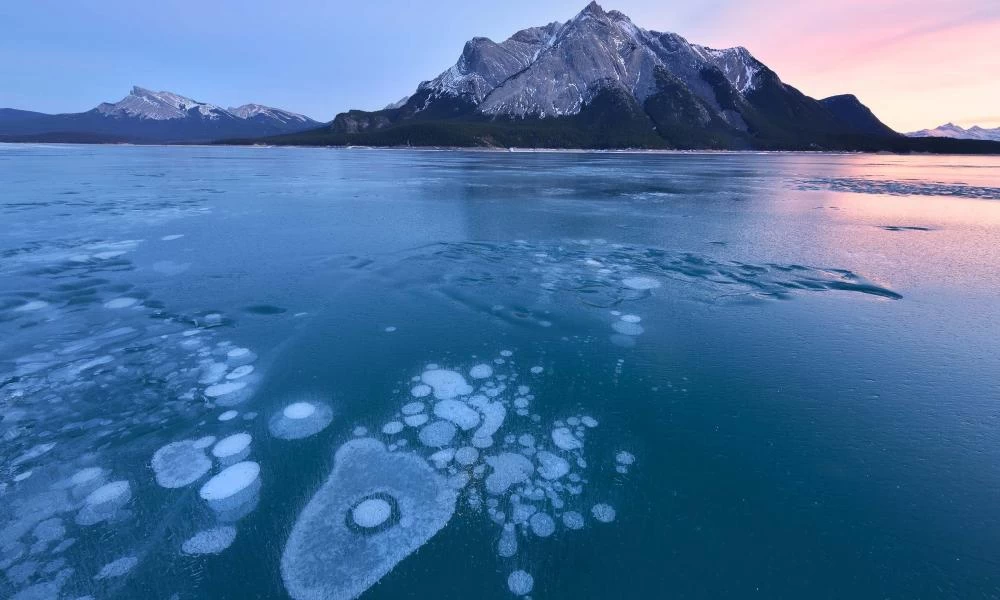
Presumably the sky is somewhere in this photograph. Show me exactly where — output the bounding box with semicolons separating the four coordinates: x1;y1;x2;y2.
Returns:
1;0;997;131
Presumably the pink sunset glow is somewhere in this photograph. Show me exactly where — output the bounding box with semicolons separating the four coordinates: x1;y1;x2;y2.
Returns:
626;0;1000;131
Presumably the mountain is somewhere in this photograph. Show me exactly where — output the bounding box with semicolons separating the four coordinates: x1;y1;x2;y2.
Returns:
819;95;898;137
0;108;50;123
0;87;319;143
253;2;914;151
906;123;1000;142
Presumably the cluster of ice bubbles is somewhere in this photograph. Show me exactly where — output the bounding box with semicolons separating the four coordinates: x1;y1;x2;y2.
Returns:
392;239;902;324
0;241;271;597
794;176;1000;201
280;352;634;599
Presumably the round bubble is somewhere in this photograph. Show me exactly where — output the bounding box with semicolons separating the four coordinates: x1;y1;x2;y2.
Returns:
351;498;393;529
382;421;405;435
401;401;425;415
213;433;252;464
562;511;585;530
507;570;534;596
270;401;334;440
152;440;212;488
418;421;457;448
591;503;617;523
285;402;316;419
469;364;493;379
529;512;556;537
200;461;261;514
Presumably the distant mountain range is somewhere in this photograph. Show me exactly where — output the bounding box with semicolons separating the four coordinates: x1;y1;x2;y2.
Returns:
0;87;319;143
2;3;999;153
906;123;1000;142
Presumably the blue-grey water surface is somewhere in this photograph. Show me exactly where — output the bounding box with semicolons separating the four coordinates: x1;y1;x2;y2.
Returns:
1;145;999;600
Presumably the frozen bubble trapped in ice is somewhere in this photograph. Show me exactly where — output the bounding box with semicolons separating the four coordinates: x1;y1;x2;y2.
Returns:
281;439;456;600
591;503;617;523
507;570;534;596
270;401;334;440
418;420;457;448
622;276;661;290
199;461;261;513
152;441;212;489
182;526;237;556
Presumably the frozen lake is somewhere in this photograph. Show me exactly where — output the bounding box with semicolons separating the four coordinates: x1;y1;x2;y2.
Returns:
1;145;999;599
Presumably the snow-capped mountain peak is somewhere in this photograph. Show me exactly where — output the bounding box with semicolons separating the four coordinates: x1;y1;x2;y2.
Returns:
228;104;311;124
409;1;765;120
97;87;230;121
907;123;1000;141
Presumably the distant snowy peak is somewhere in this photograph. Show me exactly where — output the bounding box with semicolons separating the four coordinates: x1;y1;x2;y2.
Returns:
96;88;317;126
228;104;313;124
413;1;764;119
907;123;1000;142
97;86;231;121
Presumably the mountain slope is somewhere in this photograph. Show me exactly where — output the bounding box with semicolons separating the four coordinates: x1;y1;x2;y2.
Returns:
907;123;1000;142
265;2;912;150
819;95;898;137
0;87;320;143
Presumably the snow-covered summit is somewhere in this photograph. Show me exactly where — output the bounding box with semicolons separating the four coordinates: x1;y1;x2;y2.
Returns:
907;123;1000;142
97;87;231;121
410;1;764;120
95;88;318;128
228;104;312;124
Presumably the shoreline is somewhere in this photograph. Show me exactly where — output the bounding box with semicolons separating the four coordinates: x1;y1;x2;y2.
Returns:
3;141;994;157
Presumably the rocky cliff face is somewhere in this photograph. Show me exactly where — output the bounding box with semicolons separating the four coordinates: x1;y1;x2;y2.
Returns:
324;2;898;149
